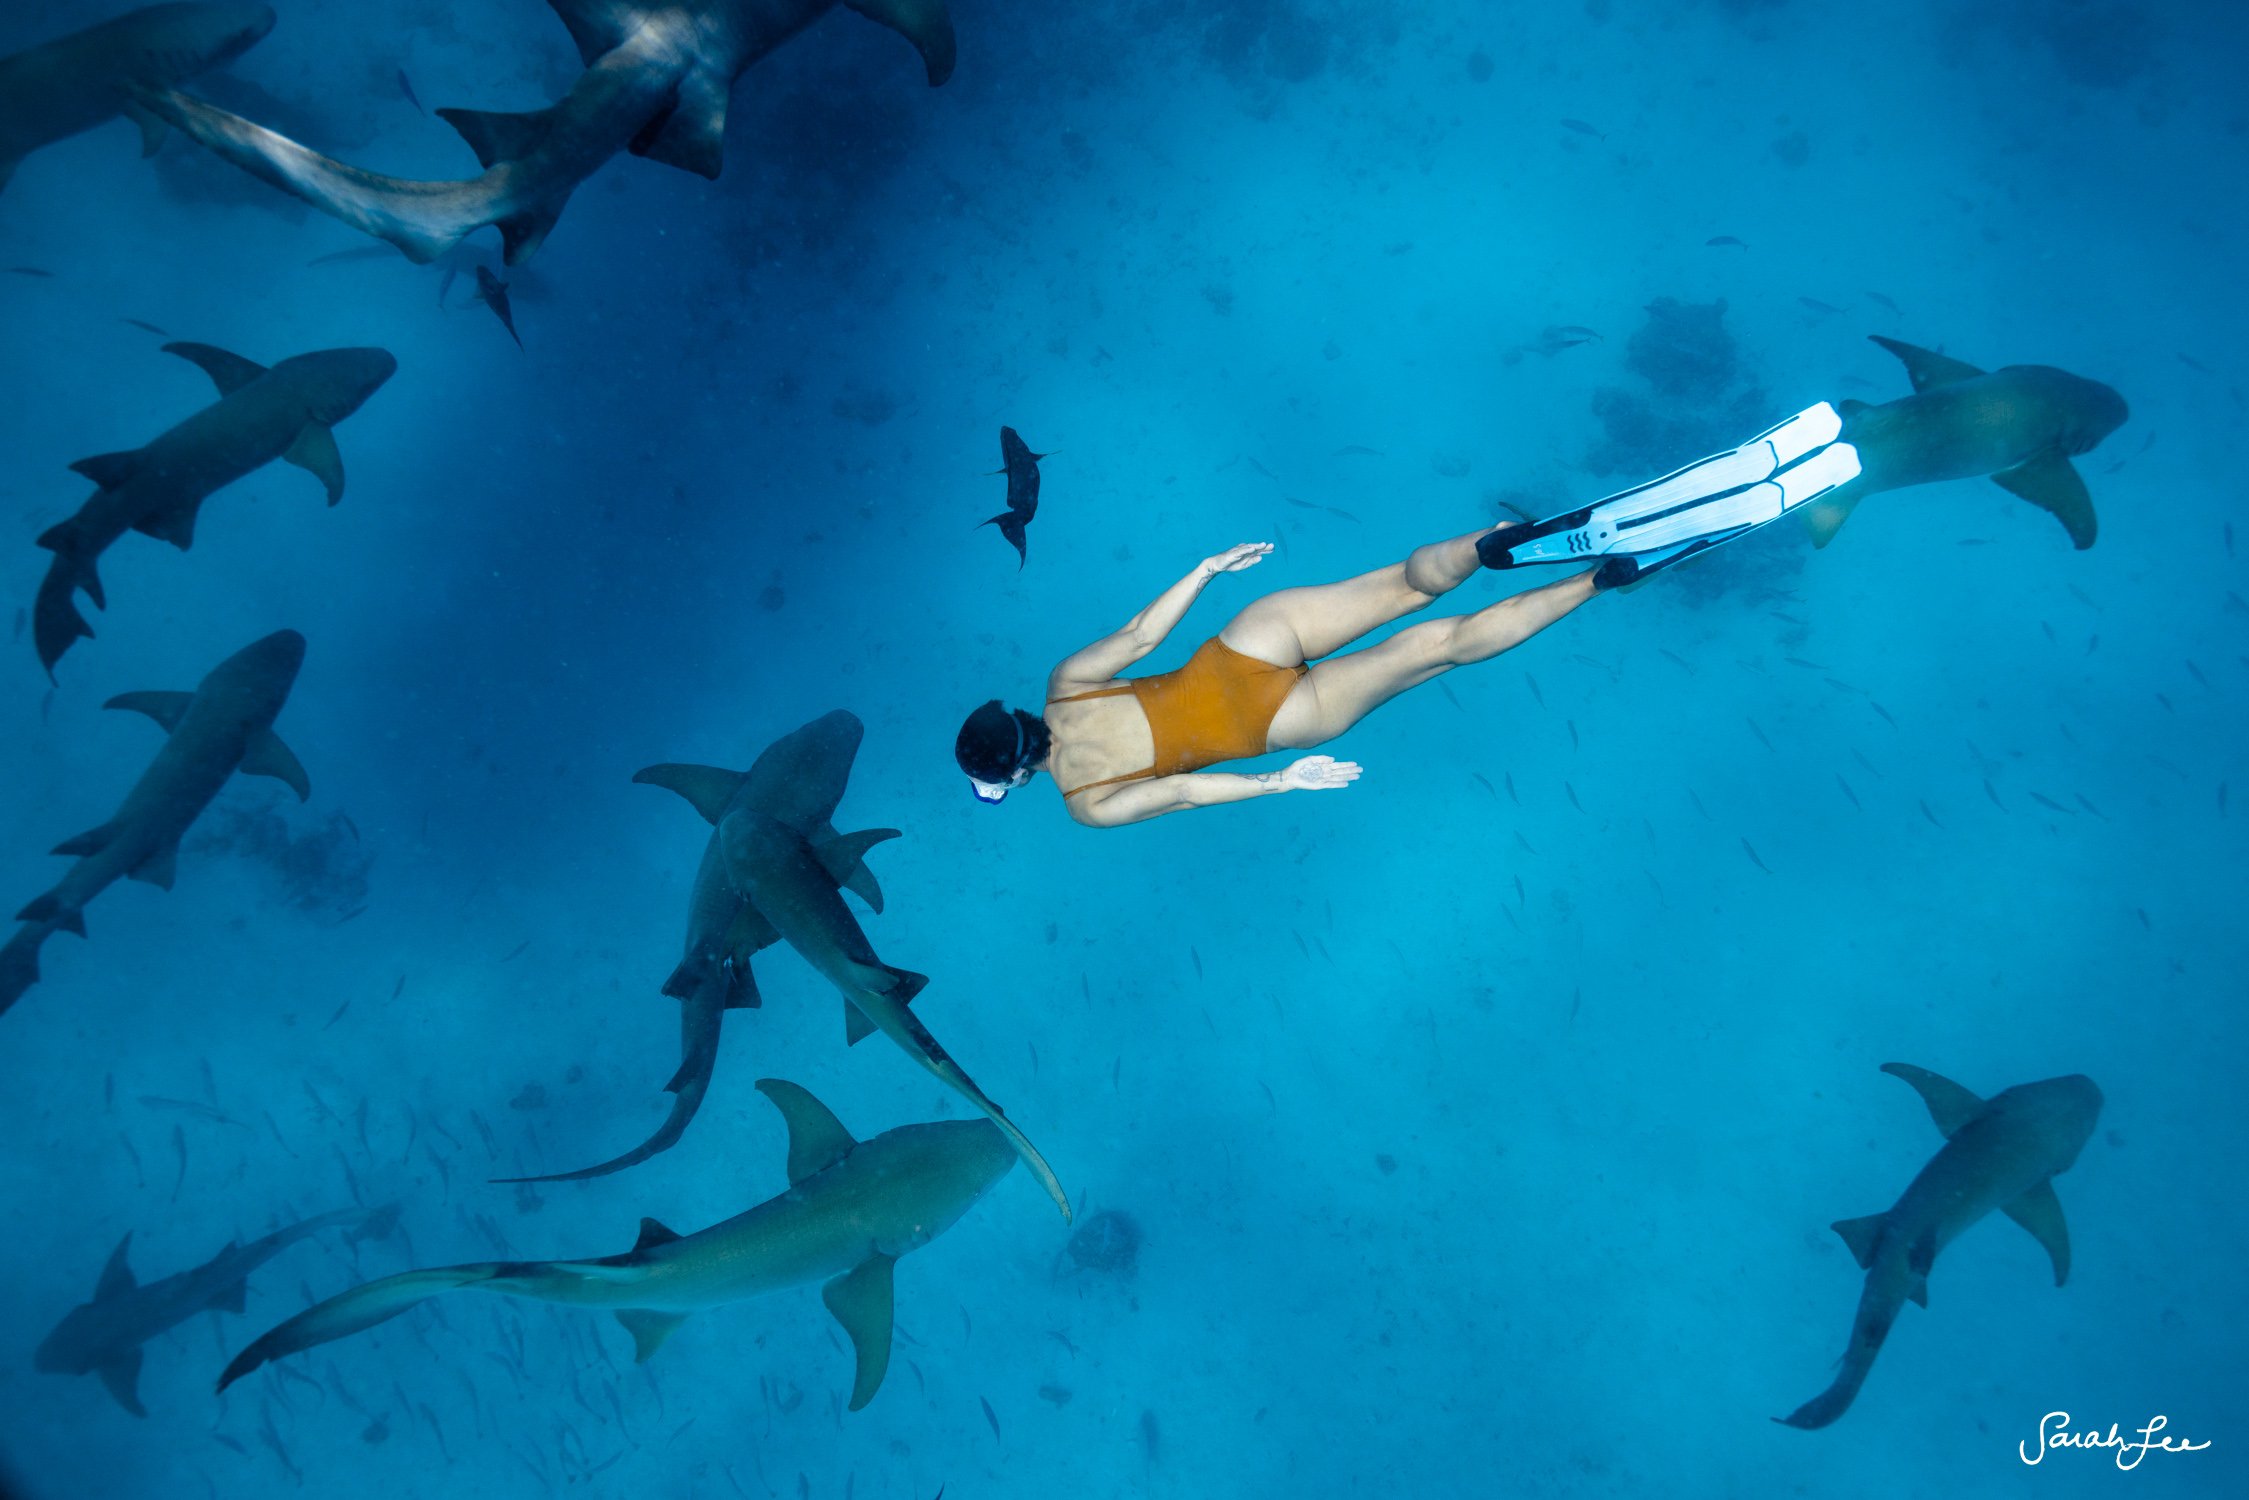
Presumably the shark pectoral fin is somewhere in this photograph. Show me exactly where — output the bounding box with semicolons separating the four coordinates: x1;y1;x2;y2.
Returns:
1868;335;1984;392
104;690;192;730
1992;455;2097;550
1879;1063;1985;1139
128;843;179;890
1800;493;1861;549
239;728;312;802
818;828;902;913
163;340;269;396
1906;1273;1929;1309
96;1234;138;1298
844;0;959;86
822;1254;897;1411
211;1279;248;1314
69;449;146;490
632;764;748;825
631;71;729;179
615;1308;690;1364
544;0;633;64
754;1079;858;1184
97;1348;147;1417
633;1218;683;1253
123;102;168;157
283;422;346;505
436;105;557;171
2003;1180;2072;1286
52;823;117;858
130;502;201;551
1829;1214;1885;1271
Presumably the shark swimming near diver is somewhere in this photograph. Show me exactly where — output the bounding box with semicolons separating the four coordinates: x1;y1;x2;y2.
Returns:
35;1204;392;1415
219;1082;1011;1411
0;2;275;193
498;710;898;1183
136;0;957;267
1778;1063;2102;1430
560;710;1072;1220
29;341;395;677
0;630;313;1021
980;426;1047;567
1807;335;2128;549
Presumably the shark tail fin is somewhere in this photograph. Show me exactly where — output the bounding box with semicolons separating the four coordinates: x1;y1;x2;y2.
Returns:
436;105;558;171
131;87;490;266
217;1263;504;1393
1992;455;2097;550
0;927;49;1020
31;534;104;679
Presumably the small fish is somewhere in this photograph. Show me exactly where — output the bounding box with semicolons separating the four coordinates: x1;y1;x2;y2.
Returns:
1746;718;1773;752
1048;1330;1080;1356
1565;782;1584;814
1284;495;1317;509
1513;830;1537;855
2067;583;2100;611
2177;352;2210;374
1512;874;1525;908
1569;987;1581;1024
2220;783;2230;814
1835;774;1859;810
1027;1041;1038;1075
2039;620;2056;643
397;69;424;113
980;1396;1001;1440
323;999;352;1031
1740;839;1771;874
1259;1080;1276;1113
1324;505;1361;522
473;266;523;348
2074;794;2106;820
1983;779;2005;811
1332;445;1384;457
1525;673;1544;708
1471;772;1496;798
1798;296;1844;315
502;940;531;962
2134;907;2152;930
1139;1409;1163;1464
121;317;171;336
2027;792;2071;814
1560;119;1605;139
2186;661;2210;689
1823;677;1863;696
1190;946;1202;979
1869;702;1897;729
5;266;55;277
2226;522;2235;558
137;1094;242;1125
342;815;362;842
1867;291;1900;314
1505;771;1518;804
170;1122;188;1202
1705;235;1747;249
1688;787;1711;821
1567;719;1578;750
1783;657;1824;671
1919;800;1943;829
1658;648;1696;676
1246;457;1277;481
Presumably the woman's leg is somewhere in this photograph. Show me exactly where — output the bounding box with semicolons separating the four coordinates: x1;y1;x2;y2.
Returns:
1265;569;1598;749
1217;527;1499;668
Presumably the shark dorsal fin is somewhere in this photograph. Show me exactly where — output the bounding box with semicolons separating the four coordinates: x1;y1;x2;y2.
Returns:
96;1349;146;1417
1829;1214;1884;1271
544;0;634;65
843;0;958;87
633;1217;681;1253
615;1307;689;1363
822;1254;897;1410
69;450;145;490
283;423;346;505
2002;1180;2073;1286
818;827;901;913
632;764;748;825
1992;454;2098;550
104;690;192;731
1881;1063;1985;1138
755;1079;857;1184
436;106;557;171
96;1233;137;1299
164;341;269;397
238;728;311;802
1868;335;1983;392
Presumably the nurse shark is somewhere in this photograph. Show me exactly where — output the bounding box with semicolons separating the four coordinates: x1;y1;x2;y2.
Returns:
219;1081;1011;1411
1778;1063;2102;1429
135;0;956;266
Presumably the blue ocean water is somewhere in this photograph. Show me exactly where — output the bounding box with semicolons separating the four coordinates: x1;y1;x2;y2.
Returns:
1;0;2243;1495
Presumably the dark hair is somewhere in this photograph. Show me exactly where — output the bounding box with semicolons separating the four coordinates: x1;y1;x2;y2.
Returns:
956;700;1048;781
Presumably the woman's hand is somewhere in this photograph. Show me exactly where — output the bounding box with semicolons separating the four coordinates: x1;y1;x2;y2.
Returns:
1201;542;1273;577
1280;755;1361;792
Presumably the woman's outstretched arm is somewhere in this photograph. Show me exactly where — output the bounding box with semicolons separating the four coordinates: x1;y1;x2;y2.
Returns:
1047;543;1271;693
1069;755;1360;828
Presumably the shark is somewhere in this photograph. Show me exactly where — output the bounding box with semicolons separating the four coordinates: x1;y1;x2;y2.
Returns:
0;629;312;1020
0;2;275;193
135;0;957;267
980;426;1047;568
1805;335;2128;550
219;1080;1013;1410
35;1204;388;1415
499;710;899;1183
30;340;396;677
630;712;1071;1220
1778;1063;2103;1430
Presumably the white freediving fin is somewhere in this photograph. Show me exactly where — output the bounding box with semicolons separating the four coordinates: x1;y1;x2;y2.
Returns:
1484;403;1860;583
